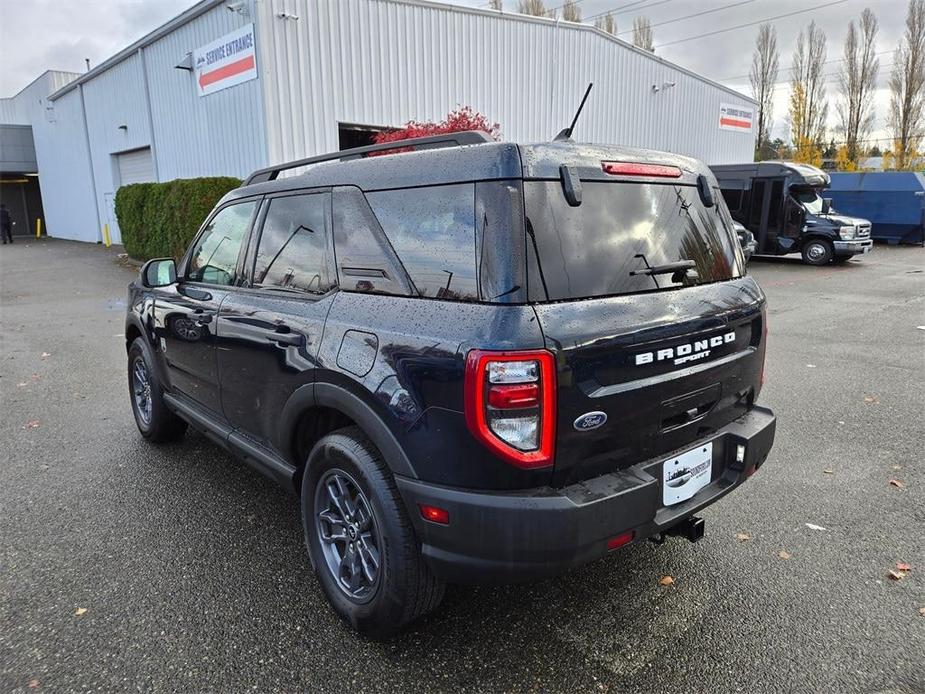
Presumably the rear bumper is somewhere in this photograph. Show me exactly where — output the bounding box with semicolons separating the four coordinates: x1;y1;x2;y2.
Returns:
396;406;776;584
834;238;873;255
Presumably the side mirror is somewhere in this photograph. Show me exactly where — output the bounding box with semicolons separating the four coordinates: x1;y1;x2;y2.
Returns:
821;197;832;214
140;258;177;288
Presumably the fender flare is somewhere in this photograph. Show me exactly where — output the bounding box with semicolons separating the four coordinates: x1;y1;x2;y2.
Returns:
278;380;418;479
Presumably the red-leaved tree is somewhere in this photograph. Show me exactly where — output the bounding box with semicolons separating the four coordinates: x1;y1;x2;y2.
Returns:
373;106;501;149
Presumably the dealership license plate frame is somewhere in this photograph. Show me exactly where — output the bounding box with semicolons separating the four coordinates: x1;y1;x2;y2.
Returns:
662;442;714;506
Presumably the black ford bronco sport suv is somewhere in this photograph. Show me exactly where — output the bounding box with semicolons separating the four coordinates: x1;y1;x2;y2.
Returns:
126;131;776;637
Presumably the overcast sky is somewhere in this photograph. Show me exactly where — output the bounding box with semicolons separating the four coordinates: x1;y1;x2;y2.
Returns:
0;0;909;146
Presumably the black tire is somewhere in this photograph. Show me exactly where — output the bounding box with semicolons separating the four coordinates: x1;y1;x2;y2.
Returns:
301;426;445;638
127;337;187;442
801;239;834;266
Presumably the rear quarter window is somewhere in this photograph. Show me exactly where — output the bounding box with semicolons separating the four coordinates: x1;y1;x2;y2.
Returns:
365;184;478;301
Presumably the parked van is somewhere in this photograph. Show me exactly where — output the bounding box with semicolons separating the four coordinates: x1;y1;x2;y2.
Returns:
711;161;873;265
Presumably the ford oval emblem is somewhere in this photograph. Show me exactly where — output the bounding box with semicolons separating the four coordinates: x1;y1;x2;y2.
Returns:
573;411;607;431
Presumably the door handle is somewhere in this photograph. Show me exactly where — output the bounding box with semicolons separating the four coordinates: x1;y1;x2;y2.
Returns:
268;327;303;346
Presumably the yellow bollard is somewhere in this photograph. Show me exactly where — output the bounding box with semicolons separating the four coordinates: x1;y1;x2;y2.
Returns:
35;218;42;239
103;223;111;248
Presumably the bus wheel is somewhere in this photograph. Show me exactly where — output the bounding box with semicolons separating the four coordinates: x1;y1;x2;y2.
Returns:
802;240;833;266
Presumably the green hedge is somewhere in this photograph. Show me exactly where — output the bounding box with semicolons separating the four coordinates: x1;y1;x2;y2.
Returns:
114;176;241;261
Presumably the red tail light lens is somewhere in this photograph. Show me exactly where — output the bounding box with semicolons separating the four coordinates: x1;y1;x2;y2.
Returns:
464;350;556;469
487;383;540;409
601;161;682;178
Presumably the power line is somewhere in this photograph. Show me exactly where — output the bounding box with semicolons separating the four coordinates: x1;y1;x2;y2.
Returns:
719;49;892;83
653;0;849;49
585;0;676;22
768;62;893;91
612;0;757;37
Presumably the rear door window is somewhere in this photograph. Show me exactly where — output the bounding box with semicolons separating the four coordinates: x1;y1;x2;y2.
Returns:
365;184;478;301
524;181;742;302
252;193;334;294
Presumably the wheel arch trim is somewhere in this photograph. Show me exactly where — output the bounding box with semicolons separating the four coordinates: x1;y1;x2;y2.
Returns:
278;381;418;479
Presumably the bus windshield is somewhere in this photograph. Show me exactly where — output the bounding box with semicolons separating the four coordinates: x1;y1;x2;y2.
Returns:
792;188;825;215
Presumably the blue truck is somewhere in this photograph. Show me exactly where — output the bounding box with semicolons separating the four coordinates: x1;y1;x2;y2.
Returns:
827;171;925;246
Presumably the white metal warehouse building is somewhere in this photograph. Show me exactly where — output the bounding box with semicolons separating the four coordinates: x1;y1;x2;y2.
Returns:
0;0;757;245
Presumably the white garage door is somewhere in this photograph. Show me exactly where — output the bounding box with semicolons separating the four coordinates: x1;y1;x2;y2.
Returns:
116;148;155;185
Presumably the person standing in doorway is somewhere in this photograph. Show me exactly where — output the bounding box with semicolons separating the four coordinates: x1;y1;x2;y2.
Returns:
0;203;13;244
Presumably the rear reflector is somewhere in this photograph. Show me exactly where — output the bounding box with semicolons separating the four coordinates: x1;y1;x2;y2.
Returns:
418;504;449;525
607;530;635;551
601;161;682;178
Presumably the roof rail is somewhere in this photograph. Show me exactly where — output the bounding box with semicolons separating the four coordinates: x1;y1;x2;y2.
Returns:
243;130;495;186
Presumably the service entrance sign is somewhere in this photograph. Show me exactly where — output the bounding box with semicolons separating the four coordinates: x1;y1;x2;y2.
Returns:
718;103;754;132
194;24;257;97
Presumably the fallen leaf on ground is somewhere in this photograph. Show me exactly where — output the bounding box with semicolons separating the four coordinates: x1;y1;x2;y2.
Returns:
805;523;827;531
735;532;751;542
891;464;903;471
896;562;912;571
40;352;51;359
17;382;28;388
888;569;907;581
778;550;792;560
919;607;925;616
863;395;879;404
658;575;675;586
27;680;40;689
23;420;40;429
823;469;834;474
74;607;87;616
889;479;906;490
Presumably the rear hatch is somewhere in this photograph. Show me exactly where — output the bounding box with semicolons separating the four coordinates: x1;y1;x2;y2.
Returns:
521;148;766;486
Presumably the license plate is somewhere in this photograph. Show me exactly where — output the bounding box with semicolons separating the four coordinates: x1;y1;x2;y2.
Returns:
662;442;713;506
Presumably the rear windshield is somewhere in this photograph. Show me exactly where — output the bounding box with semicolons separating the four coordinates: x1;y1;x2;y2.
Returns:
525;181;743;302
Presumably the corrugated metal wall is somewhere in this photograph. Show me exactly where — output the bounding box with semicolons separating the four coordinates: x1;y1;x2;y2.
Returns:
257;0;756;167
26;0;755;245
37;4;265;244
143;3;266;181
29;78;101;242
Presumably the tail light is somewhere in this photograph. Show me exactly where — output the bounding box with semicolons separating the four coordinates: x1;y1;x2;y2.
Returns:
464;350;556;469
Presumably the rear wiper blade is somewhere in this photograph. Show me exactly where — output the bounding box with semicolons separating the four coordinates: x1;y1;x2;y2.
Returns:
630;260;696;277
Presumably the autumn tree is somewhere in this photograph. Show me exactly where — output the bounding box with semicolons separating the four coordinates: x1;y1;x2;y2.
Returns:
633;17;655;52
562;0;581;22
372;107;501;153
789;21;829;164
750;24;779;161
890;0;925;169
488;0;503;9
836;9;879;168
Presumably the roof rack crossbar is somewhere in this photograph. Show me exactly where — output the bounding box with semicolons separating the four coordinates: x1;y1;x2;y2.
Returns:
244;130;494;186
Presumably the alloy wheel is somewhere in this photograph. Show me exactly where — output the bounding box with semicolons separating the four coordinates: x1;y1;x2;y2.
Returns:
132;358;153;425
314;469;382;602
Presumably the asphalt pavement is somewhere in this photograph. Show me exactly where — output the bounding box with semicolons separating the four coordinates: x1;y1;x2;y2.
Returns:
1;238;923;693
